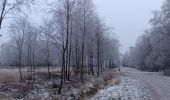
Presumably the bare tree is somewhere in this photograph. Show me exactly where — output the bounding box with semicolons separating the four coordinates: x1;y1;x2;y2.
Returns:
56;0;76;94
0;0;122;96
10;16;28;82
0;0;33;29
39;20;55;79
123;0;170;73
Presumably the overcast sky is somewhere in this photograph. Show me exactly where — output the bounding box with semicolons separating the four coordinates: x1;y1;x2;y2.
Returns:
0;0;164;54
94;0;164;53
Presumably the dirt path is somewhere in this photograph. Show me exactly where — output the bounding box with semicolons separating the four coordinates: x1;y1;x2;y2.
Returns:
121;67;170;100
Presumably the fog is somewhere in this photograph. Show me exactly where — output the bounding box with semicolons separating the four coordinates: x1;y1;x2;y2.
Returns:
1;0;170;99
0;0;164;54
94;0;164;53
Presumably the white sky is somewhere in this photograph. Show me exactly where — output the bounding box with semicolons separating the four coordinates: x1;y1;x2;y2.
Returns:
94;0;164;53
0;0;164;54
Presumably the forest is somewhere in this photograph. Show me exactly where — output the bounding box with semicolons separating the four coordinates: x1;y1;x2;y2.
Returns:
0;0;120;99
123;0;170;75
1;0;170;100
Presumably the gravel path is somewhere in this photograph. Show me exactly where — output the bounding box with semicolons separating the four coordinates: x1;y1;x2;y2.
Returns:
121;67;170;100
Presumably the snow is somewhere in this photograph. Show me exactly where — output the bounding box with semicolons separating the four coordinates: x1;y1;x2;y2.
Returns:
122;67;170;100
91;75;150;100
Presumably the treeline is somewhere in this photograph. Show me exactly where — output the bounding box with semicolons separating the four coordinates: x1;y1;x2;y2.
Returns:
0;0;120;93
123;0;170;73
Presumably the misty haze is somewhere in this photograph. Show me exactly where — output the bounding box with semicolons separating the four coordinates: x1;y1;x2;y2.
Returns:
0;0;170;100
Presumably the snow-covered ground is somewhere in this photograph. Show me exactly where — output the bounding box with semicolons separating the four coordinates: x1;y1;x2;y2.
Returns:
91;75;150;100
122;67;170;100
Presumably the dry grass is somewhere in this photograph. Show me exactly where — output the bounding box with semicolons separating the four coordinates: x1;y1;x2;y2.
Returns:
0;93;8;100
0;67;121;99
0;67;60;83
79;70;121;99
0;68;20;83
94;70;121;89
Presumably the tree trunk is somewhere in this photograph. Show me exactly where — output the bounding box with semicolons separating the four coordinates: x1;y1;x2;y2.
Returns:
68;22;73;80
97;40;100;77
19;51;22;83
0;0;7;29
81;38;84;82
47;38;51;79
58;49;65;94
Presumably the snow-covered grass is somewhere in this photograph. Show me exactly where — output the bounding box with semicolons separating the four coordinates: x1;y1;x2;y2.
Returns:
91;74;151;100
